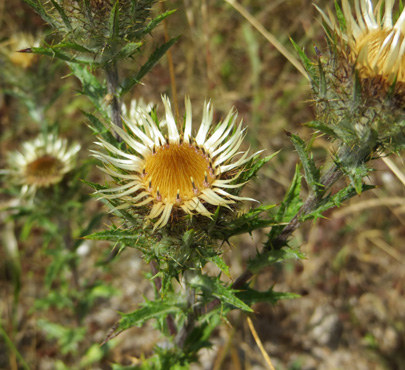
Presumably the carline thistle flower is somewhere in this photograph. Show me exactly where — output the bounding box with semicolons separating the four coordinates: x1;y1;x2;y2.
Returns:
93;96;260;230
317;0;405;84
6;134;80;198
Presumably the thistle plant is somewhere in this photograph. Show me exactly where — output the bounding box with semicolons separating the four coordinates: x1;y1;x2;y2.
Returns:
2;0;405;368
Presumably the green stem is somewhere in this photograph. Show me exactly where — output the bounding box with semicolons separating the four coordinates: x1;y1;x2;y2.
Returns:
0;326;31;370
105;62;123;132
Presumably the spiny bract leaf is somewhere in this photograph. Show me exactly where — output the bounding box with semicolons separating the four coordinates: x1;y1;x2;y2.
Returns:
120;37;179;96
248;247;305;273
290;37;318;85
85;228;147;245
67;62;107;116
238;152;279;184
83;111;118;146
236;288;300;305
306;120;337;138
287;132;321;194
189;274;253;312
300;184;375;222
218;204;277;239
206;255;231;278
268;164;302;240
118;298;185;331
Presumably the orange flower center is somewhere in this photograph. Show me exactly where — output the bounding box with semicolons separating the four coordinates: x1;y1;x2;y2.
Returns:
25;155;64;187
143;142;216;203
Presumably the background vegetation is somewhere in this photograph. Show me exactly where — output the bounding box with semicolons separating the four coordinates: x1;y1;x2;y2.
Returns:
1;0;405;369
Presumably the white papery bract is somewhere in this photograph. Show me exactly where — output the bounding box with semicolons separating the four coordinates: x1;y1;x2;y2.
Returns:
93;96;260;230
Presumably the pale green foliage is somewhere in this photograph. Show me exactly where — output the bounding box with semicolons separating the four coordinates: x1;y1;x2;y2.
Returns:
23;0;172;66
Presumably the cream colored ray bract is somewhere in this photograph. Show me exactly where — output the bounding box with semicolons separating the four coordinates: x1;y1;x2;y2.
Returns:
93;95;260;230
317;0;405;83
6;134;80;198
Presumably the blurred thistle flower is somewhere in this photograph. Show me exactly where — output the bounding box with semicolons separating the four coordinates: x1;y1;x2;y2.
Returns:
6;134;80;198
317;0;405;83
1;32;39;69
93;96;259;230
303;0;405;155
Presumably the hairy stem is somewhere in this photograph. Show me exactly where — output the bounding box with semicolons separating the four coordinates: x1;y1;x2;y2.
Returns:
105;62;122;132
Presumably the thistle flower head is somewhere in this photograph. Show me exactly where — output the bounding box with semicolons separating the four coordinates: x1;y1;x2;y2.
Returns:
93;96;259;230
318;0;405;83
6;134;80;198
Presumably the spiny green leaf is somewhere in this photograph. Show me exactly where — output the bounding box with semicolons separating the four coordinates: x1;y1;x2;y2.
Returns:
30;46;78;62
114;42;143;60
81;179;108;192
334;0;346;31
206;255;231;278
349;166;371;195
236;288;300;305
290;37;318;85
300;184;375;222
140;9;177;37
85;228;147;245
268;164;302;240
67;62;107;116
118;299;184;331
248;247;305;273
238;151;279;184
109;0;120;39
83;111;118;145
120;37;179;96
50;0;72;31
22;0;58;27
52;42;94;53
189;274;253;312
288;132;321;194
306;120;337;138
219;204;277;239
